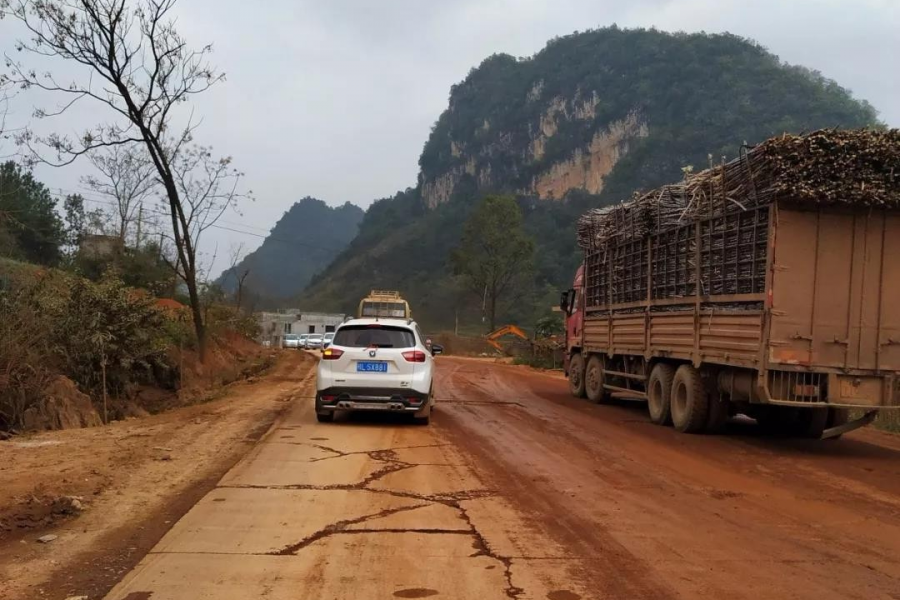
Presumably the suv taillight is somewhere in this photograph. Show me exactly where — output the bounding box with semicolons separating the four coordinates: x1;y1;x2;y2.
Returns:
402;350;427;363
322;348;344;360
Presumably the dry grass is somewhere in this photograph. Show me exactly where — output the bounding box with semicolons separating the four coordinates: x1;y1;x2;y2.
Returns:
875;410;900;433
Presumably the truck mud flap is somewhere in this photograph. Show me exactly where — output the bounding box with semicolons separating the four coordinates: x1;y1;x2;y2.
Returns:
821;410;878;440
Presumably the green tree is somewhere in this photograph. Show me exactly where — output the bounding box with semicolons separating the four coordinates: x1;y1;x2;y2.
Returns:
4;0;246;363
451;195;535;331
0;161;65;265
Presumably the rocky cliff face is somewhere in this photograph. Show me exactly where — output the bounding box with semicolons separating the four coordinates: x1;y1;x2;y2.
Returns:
531;111;648;199
421;89;649;207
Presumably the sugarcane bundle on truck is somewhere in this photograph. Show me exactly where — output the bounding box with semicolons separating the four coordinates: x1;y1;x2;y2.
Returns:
560;128;900;438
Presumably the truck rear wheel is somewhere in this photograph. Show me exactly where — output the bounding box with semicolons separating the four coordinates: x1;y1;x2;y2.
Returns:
671;365;709;433
585;355;608;404
569;353;587;398
647;363;675;425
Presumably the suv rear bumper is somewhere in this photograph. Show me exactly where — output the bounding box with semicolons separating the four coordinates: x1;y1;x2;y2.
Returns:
316;387;430;413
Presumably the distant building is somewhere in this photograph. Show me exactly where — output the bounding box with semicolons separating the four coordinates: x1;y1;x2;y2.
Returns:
79;234;124;259
257;309;345;347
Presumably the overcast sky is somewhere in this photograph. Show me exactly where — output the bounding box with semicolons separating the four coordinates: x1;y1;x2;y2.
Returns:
1;0;898;276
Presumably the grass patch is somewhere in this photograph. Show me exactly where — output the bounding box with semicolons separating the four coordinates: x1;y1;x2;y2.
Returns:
874;410;900;433
513;354;563;370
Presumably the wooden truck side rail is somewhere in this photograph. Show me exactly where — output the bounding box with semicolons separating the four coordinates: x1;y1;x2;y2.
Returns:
571;202;900;437
583;308;764;370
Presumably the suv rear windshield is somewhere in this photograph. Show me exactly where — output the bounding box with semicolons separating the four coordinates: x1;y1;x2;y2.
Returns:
333;325;415;348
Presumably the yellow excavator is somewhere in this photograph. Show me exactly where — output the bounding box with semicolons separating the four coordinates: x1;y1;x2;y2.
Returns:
484;325;529;353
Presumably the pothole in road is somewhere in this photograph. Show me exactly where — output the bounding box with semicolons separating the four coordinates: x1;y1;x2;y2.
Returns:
394;589;439;598
547;591;582;600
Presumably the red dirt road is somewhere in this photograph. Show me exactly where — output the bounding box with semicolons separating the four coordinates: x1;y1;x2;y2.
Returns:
436;357;900;600
22;355;898;599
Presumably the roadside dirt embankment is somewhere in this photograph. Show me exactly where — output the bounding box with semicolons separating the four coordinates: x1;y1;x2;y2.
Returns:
0;350;316;600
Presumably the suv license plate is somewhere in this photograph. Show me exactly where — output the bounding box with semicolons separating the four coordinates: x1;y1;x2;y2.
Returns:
357;361;388;373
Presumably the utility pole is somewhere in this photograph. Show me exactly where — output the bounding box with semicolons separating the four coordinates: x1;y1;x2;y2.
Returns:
135;204;143;248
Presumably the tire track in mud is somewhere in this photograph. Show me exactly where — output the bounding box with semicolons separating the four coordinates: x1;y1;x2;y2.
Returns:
435;357;900;600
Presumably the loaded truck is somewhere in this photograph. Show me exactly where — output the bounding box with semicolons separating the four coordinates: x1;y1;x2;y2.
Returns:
358;290;411;319
561;129;900;438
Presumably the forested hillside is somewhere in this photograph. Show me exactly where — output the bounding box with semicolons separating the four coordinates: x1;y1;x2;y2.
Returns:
218;197;363;306
302;27;880;329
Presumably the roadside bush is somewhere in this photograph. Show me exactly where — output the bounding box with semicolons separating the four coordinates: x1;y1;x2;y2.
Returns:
1;269;185;431
205;303;261;341
39;273;178;397
0;279;56;431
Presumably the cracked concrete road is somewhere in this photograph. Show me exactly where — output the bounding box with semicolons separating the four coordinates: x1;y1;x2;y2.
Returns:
102;356;900;600
102;363;587;600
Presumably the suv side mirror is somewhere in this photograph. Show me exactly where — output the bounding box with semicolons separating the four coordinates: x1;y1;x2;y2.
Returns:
431;344;444;356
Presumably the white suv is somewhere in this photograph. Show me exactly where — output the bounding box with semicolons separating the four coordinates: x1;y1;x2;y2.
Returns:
315;318;442;424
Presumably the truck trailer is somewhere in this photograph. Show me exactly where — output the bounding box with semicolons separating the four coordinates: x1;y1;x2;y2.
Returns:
561;129;900;438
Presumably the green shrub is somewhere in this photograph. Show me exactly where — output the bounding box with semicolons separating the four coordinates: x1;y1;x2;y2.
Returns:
0;278;56;430
38;272;178;397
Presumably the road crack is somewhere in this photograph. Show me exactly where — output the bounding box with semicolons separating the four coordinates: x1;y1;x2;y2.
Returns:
305;443;450;463
270;503;430;555
233;432;520;597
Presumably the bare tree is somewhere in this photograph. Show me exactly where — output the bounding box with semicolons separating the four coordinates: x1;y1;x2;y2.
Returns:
83;144;156;243
160;143;248;277
1;0;237;361
227;242;250;312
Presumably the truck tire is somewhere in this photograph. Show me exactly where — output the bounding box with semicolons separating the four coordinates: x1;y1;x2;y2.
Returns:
647;363;675;425
670;365;709;433
585;355;608;404
568;353;587;398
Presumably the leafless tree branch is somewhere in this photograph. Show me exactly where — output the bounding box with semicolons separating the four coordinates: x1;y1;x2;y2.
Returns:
1;0;233;360
82;143;156;242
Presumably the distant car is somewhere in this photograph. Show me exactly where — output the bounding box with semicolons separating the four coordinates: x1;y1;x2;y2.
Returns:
298;333;310;348
306;333;325;349
322;332;335;349
315;318;442;424
283;334;301;349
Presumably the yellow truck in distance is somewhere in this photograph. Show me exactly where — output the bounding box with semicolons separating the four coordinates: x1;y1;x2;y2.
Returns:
357;290;411;319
